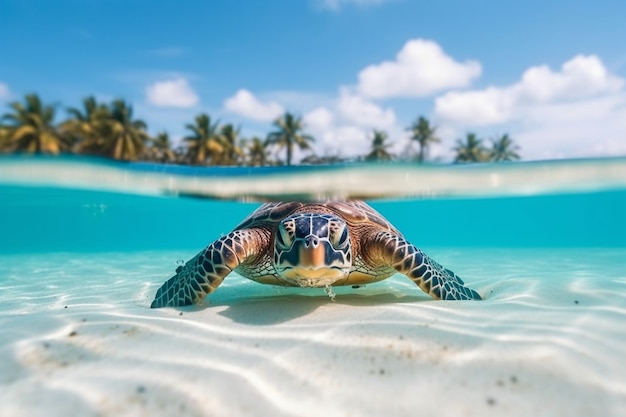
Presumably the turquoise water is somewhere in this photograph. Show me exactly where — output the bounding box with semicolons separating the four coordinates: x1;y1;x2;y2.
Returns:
1;155;625;252
1;156;626;417
1;186;625;253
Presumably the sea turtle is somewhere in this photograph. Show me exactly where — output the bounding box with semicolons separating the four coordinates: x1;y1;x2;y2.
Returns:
150;201;481;308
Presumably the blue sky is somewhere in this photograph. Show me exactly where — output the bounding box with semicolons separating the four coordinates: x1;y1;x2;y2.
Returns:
1;0;625;161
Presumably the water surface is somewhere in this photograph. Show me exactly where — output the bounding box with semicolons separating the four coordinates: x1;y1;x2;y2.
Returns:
1;156;625;417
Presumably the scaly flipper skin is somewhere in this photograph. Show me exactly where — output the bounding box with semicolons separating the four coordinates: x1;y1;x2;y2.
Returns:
367;231;482;300
150;228;268;308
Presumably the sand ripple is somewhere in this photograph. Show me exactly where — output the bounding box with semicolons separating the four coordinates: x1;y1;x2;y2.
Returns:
1;249;625;417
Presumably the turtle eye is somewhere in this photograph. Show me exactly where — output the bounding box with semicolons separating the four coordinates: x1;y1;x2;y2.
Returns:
331;222;350;249
276;222;294;249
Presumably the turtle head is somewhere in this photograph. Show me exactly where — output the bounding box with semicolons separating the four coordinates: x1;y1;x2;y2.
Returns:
274;213;352;287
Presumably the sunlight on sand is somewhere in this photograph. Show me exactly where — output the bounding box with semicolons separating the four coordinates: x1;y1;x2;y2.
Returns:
1;249;625;417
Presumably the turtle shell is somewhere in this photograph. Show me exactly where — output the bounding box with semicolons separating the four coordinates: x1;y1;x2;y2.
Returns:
234;201;400;235
324;201;399;233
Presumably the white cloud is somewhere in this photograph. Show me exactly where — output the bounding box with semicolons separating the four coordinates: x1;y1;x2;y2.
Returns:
301;93;402;159
221;86;395;158
316;126;369;155
315;0;396;11
435;54;624;125
517;55;622;102
304;107;335;131
434;87;516;125
432;54;626;160
357;39;481;98
146;78;199;108
0;82;11;100
302;116;370;158
515;94;626;159
336;88;396;128
302;104;369;158
224;89;284;122
218;52;625;162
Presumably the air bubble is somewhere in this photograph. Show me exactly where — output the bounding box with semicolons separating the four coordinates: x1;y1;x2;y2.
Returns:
324;284;336;302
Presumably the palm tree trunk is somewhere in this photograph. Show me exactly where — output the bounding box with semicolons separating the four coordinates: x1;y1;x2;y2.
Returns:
418;145;425;163
287;142;293;166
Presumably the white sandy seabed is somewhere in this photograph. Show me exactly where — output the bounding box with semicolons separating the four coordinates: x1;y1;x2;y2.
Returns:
1;248;626;417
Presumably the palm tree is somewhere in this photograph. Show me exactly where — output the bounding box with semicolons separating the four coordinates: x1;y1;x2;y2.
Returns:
0;125;9;152
62;95;109;152
266;112;315;166
106;100;150;161
407;116;440;162
365;130;394;162
453;133;488;163
217;123;245;166
183;113;224;165
70;99;149;161
489;133;520;162
147;131;178;163
243;136;271;166
1;94;66;154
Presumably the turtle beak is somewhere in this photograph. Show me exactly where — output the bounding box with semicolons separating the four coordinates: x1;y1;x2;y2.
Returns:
298;235;326;268
276;237;351;286
280;237;346;271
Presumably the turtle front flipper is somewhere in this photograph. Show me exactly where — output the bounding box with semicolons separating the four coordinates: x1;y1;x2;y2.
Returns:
367;231;481;300
150;228;268;308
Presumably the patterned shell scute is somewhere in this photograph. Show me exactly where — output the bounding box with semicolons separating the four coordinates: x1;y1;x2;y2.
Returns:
234;200;400;236
325;201;400;234
234;202;304;230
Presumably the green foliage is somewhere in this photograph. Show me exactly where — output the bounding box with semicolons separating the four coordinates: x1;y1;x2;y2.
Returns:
63;97;149;161
1;94;67;154
61;95;109;149
0;125;9;151
183;114;224;165
407;116;440;162
147;131;178;163
0;95;521;166
242;137;272;167
265;112;315;166
453;133;488;163
453;132;521;163
490;133;521;162
300;151;347;165
365;130;394;162
217;124;245;166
